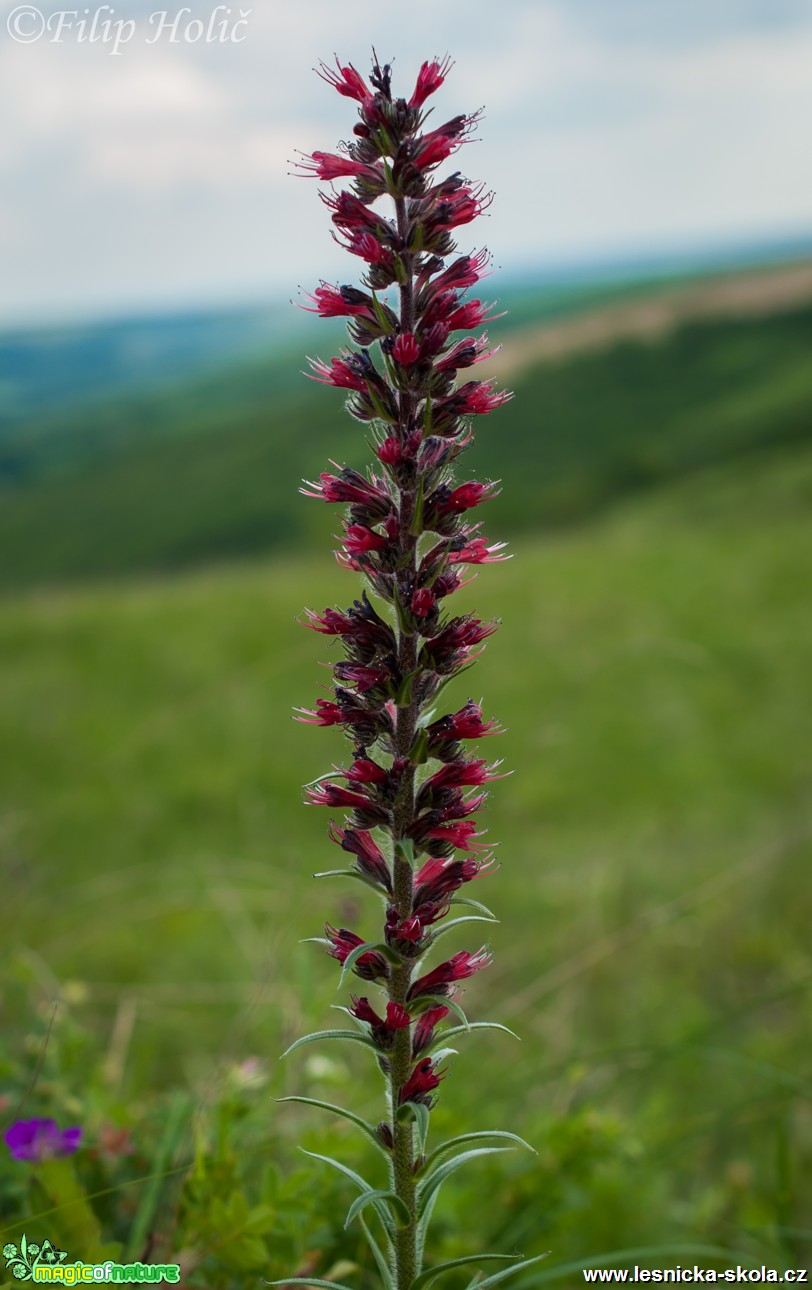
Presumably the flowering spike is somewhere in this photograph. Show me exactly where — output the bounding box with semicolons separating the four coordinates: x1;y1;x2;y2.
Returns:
287;55;518;1290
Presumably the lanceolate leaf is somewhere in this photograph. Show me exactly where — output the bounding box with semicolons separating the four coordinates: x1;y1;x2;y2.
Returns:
417;1147;514;1219
397;1099;431;1155
412;994;470;1029
428;915;498;945
462;1252;551;1290
425;1022;520;1055
411;1252;520;1290
280;1029;377;1059
450;896;497;919
301;1149;395;1238
338;940;402;989
276;1097;386;1154
262;1279;356;1290
359;1215;395;1289
422;1131;536;1175
313;868;387;893
345;1189;411;1231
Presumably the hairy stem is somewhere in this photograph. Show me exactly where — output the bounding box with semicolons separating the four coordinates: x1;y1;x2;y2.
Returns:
390;191;419;1290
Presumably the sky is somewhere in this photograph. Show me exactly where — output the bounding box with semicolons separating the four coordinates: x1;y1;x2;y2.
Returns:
1;0;811;324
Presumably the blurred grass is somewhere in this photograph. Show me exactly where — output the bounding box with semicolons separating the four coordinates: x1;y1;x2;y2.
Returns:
1;439;811;1261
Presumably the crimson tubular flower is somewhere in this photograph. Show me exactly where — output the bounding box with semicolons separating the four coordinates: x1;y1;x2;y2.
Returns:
279;53;539;1290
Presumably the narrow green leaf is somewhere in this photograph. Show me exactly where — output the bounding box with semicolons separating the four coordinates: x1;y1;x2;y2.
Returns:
313;869;386;893
417;1148;513;1218
408;728;430;766
411;994;469;1029
300;1149;394;1238
263;1279;356;1290
423;393;433;434
425;1023;520;1055
423;1131;536;1175
276;1097;386;1154
338;941;401;990
450;897;496;918
392;581;413;636
395;671;416;707
397;1100;431;1155
409;478;425;536
280;1029;377;1059
428;1047;459;1065
345;1189;410;1231
370;289;395;335
428;915;498;944
463;1252;550;1290
359;1215;395;1289
395;838;417;866
411;1253;520;1290
417;706;437;729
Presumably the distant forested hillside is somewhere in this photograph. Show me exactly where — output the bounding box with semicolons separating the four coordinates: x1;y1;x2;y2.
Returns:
0;301;810;592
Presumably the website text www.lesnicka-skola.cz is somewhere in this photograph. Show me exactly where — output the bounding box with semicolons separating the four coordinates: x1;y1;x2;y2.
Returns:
582;1267;808;1284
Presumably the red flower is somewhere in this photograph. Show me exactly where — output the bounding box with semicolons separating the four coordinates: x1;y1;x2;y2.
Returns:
412;1004;449;1055
336;229;396;267
305;782;384;815
424;820;487;851
408;949;492;1000
306;354;368;391
296;150;378;182
428;700;502;742
300;467;392;518
350;996;411;1047
343;523;389;555
409;56;453;108
449;538;511;565
423;758;507;790
399;1058;445;1106
445;299;504;331
332;662;391;693
411;588;437;617
295;700;345;727
393;332;420;365
436;481;499;513
317;57;371;103
302;283;377;320
343;754;389;784
434;334;496;375
329;823;392;891
325;925;388;980
413;854;492;907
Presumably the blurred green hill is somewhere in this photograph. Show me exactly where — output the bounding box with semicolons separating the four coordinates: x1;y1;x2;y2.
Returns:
1;259;811;592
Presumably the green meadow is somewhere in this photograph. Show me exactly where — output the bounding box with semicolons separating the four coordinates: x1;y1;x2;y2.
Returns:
2;420;811;1281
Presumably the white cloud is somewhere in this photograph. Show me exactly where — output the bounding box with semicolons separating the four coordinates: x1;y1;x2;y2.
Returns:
0;0;811;320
